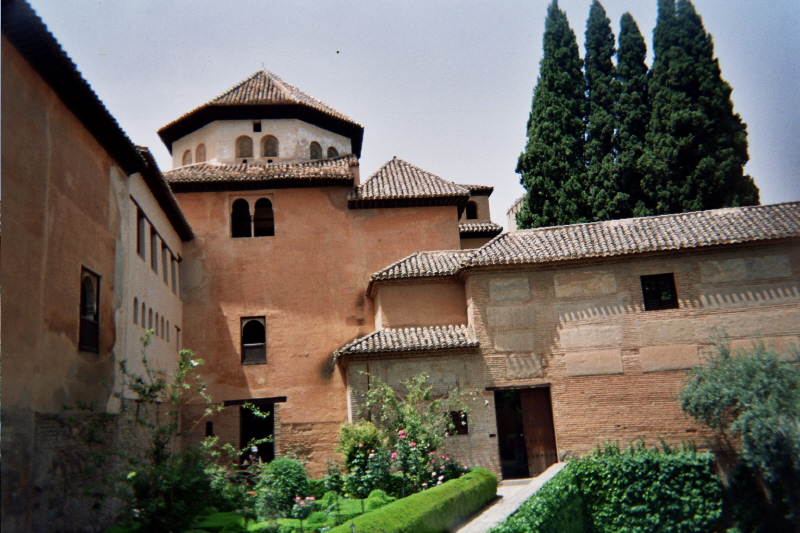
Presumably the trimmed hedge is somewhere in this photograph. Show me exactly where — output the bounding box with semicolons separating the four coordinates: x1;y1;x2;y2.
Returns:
327;468;497;533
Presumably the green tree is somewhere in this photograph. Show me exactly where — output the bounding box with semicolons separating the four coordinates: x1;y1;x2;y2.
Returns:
584;0;626;221
614;12;650;217
680;341;800;531
516;0;586;229
641;0;759;214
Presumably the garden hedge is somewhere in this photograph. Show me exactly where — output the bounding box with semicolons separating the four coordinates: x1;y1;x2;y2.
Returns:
327;468;497;533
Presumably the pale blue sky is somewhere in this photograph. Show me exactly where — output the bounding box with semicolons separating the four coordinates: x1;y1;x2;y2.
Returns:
27;0;800;227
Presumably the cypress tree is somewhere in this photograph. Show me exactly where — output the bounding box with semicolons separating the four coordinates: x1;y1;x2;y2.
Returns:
516;0;586;229
641;0;759;214
614;12;650;217
584;0;626;221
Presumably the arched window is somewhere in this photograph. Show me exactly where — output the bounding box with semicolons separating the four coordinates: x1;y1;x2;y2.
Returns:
231;199;252;238
466;201;478;220
133;298;139;325
236;136;254;159
327;146;339;158
196;143;206;163
141;302;147;329
160;317;165;339
79;270;100;353
155;313;159;337
309;141;322;160
261;135;279;158
182;150;193;166
241;318;266;364
148;308;153;330
166;321;170;342
253;198;275;237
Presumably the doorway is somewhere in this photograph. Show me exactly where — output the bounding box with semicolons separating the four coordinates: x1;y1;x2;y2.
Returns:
494;386;557;478
240;403;275;464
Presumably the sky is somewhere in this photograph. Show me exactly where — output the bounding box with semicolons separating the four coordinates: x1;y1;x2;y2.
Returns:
26;0;800;229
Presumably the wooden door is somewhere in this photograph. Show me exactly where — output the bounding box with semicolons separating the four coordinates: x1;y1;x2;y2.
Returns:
519;387;558;476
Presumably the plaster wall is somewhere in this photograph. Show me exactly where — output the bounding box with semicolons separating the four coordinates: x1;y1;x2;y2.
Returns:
171;119;352;167
459;195;492;224
175;185;461;473
374;281;467;329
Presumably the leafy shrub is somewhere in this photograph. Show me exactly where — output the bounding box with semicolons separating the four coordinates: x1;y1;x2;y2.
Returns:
343;446;391;499
337;421;385;469
255;457;309;518
322;460;345;495
306;478;325;500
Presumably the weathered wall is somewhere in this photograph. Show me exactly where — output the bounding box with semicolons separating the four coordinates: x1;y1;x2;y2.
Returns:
2;37;123;532
459;195;492;224
176;184;461;475
374;281;467;329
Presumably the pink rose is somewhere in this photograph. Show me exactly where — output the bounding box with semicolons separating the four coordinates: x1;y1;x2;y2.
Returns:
391;452;398;459
399;434;405;439
410;442;416;448
398;430;405;436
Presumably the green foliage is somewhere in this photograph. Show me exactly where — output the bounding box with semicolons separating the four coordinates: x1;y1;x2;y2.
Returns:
343;445;390;499
327;468;497;533
337;421;385;470
680;341;800;531
255;457;309;519
516;0;587;229
305;478;326;500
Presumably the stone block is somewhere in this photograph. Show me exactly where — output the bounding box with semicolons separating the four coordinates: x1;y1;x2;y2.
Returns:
638;319;695;345
565;349;623;376
700;255;792;284
640;344;700;372
486;305;536;327
556;298;626;322
493;331;535;352
506;355;543;379
489;278;530;302
703;309;800;339
560;324;623;350
554;270;617;299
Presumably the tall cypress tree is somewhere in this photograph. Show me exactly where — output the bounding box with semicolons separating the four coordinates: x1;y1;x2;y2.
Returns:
641;0;759;214
614;12;650;217
516;0;586;229
584;0;626;221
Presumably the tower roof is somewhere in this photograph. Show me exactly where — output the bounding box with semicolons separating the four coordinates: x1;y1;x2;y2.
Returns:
158;70;364;156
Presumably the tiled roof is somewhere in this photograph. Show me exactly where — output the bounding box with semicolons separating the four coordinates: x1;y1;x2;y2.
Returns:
466;202;800;267
459;222;503;238
458;183;494;196
164;155;357;192
349;157;470;208
334;325;478;358
371;250;473;283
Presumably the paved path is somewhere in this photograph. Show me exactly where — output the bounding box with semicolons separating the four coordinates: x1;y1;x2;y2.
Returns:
454;462;567;533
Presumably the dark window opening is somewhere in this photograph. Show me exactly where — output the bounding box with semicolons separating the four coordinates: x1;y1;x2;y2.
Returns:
148;308;153;330
155;312;159;337
141;302;147;329
466;201;478;220
327;146;338;158
241;318;266;365
79;269;100;354
150;230;159;273
171;255;178;294
240;403;274;463
253;121;262;133
231;199;252;238
133;298;139;325
447;411;469;435
137;209;146;259
162;245;169;284
236;136;254;159
206;421;214;437
253;198;275;237
262;135;279;158
309;141;322;160
641;273;679;311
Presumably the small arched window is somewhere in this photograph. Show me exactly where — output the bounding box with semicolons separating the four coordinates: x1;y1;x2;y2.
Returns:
160;317;165;339
182;150;193;166
141;302;147;329
236;136;254;159
166;321;170;342
79;270;100;353
196;144;206;163
231;199;252;238
148;308;153;330
261;135;279;158
253;198;275;237
327;146;339;158
309;142;322;160
133;298;139;325
466;201;478;220
241;318;266;364
155;312;159;337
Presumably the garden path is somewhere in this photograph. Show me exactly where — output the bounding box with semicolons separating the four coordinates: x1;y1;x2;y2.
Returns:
454;462;566;533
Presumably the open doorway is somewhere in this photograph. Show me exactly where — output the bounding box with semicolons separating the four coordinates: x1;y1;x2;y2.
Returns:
494;387;558;478
240;403;275;464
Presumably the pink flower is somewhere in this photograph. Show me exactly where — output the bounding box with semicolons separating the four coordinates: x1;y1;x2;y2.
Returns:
368;453;374;458
296;496;301;501
358;443;364;447
410;442;416;448
399;434;405;439
308;497;315;501
429;452;435;456
391;452;398;459
398;430;405;436
300;500;306;507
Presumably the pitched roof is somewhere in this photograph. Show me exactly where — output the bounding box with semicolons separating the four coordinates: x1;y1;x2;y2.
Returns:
466;202;800;267
371;250;472;283
348;157;471;209
459;222;503;239
457;183;494;196
164;155;358;192
158;70;364;156
334;325;478;359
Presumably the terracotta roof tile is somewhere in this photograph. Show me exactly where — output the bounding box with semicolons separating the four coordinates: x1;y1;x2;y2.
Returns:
466;202;800;267
164;155;357;191
459;222;503;238
334;325;478;358
371;250;472;283
457;183;494;196
349;157;470;204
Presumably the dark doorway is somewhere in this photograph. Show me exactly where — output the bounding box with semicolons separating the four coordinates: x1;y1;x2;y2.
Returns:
240;404;274;463
519;387;558;476
494;390;529;479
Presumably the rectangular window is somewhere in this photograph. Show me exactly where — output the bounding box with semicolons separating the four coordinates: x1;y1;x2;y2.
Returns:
640;273;679;311
150;229;159;273
79;268;101;354
241;317;267;365
447;411;469;435
171;256;178;295
137;209;147;259
175;326;181;351
162;244;169;284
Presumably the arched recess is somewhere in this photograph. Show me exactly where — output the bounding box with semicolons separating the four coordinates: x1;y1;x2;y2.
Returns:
182;150;193;166
253;198;275;237
79;271;100;353
133;297;139;325
236;136;254;159
466;201;478;220
231;199;252;238
327;146;339;158
241;318;266;364
261;135;279;158
196;143;206;162
309;141;322;160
